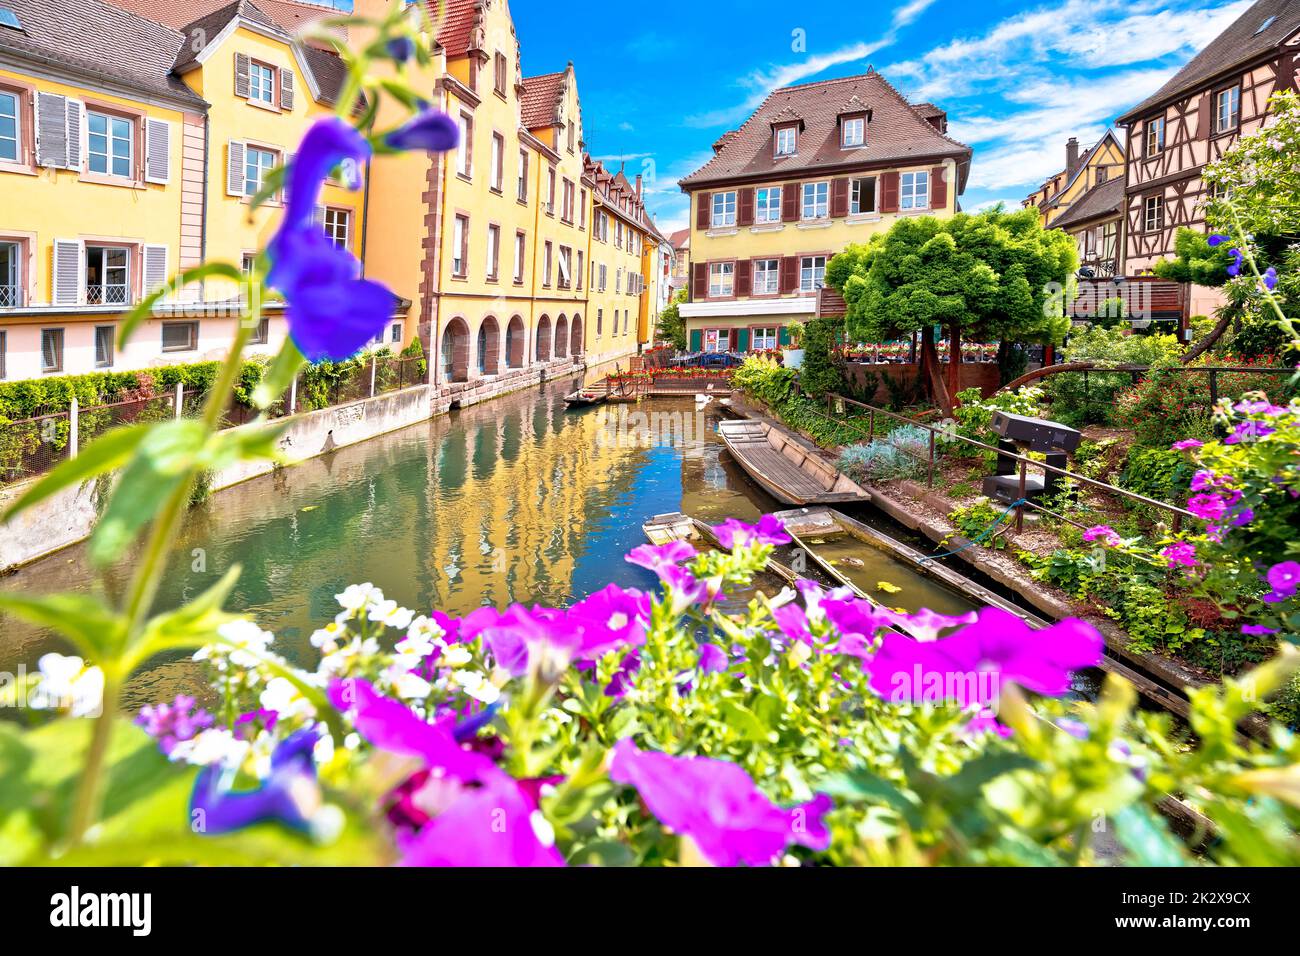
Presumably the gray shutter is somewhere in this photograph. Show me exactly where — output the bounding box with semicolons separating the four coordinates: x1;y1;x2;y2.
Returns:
35;92;68;168
65;100;83;171
143;244;169;299
280;68;295;111
144;118;171;184
234;53;250;98
52;240;83;306
226;140;245;196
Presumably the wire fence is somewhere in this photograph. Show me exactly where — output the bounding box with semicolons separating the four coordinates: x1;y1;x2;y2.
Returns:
0;353;429;489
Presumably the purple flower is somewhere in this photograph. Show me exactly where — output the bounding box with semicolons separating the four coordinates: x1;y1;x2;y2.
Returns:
882;607;979;642
867;609;1103;707
1187;493;1227;521
190;728;324;835
1170;439;1203;451
136;695;213;755
773;603;815;646
1230;507;1254;527
385;35;416;63
1082;525;1122;547
609;739;832;866
566;584;652;659
1160;541;1199;568
1225;420;1275;444
605;650;641;698
1227;248;1243;277
1267;561;1300;597
385;108;460;153
268;119;396;361
698;642;729;673
712;515;792;550
1262;266;1279;291
657;564;712;616
1056;717;1090;740
1241;624;1278;636
1207;234;1228;247
1190;469;1219;492
625;541;696;577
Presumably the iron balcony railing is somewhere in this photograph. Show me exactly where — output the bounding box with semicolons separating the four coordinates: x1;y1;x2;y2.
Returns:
0;284;20;308
86;284;129;306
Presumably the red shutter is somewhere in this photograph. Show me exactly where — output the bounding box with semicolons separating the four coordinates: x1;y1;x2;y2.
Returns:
881;172;900;213
780;256;798;294
736;260;752;297
830;178;849;218
782;183;799;222
1197;92;1212;140
692;262;708;300
930;166;947;211
738;187;755;226
696;192;711;230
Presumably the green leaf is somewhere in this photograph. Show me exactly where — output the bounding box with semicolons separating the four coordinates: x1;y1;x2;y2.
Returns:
2;424;148;524
252;339;306;410
821;769;924;829
124;565;243;671
1111;805;1188;866
117;262;246;349
718;699;775;743
0;592;126;661
945;751;1039;800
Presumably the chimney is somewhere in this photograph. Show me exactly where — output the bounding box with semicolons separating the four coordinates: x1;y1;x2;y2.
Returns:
635;174;642;199
1066;137;1080;177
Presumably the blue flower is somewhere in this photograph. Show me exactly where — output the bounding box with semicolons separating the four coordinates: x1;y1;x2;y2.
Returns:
190;728;326;835
1227;247;1243;277
386;36;416;63
1207;234;1229;247
1263;266;1279;291
386;108;460;153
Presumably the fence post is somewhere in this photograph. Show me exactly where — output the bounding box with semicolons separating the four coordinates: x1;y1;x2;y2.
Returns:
69;397;79;460
1016;461;1027;532
370;354;378;398
175;382;183;420
289;376;298;416
927;429;935;488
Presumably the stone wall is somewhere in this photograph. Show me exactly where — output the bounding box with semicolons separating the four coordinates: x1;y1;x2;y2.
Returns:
843;361;1001;404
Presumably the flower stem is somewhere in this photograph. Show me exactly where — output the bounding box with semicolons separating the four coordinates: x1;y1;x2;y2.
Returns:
67;670;119;845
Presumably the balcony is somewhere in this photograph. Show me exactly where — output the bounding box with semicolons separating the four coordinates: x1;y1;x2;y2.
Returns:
87;284;129;306
0;284;20;309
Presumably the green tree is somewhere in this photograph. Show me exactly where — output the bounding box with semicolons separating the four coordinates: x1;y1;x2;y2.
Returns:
799;316;846;398
827;208;1076;413
656;289;687;351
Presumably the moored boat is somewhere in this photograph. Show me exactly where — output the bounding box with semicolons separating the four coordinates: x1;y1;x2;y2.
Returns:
563;389;607;408
716;418;871;506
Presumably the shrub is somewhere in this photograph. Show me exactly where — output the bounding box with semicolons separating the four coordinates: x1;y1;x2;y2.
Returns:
1045;326;1182;427
1120;446;1195;504
837;425;931;483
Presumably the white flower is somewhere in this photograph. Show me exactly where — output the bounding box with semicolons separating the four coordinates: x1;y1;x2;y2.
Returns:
169;728;249;767
259;676;315;720
207;619;275;669
310;620;348;652
451;669;500;704
442;645;472;668
391;670;434;700
336;583;382;616
407;615;445;642
30;653;104;718
368;599;414;631
395;634;438;657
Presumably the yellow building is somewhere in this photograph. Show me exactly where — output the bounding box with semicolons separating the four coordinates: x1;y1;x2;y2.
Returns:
677;71;972;353
1020;132;1126;277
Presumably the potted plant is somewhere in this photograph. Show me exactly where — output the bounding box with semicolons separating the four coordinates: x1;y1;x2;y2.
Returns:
783;322;806;370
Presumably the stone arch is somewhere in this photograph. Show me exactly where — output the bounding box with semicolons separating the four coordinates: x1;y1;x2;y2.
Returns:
505;314;526;369
536;313;552;362
555;314;569;359
476;315;501;376
570;312;583;357
441;316;470;383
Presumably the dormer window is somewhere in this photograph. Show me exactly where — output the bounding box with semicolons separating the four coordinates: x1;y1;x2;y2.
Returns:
775;126;797;157
842;116;865;148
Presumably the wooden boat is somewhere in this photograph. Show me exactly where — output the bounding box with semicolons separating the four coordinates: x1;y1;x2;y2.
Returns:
563;389;607;408
716;418;871;506
641;512;835;589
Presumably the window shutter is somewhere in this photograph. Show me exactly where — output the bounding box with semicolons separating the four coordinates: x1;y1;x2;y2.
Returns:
689;328;702;352
35;92;69;168
145;118;171;184
831;178;849;217
930;166;947;211
735;328;750;352
881;172;900;213
1197;92;1212;139
227;140;246;197
738;187;755;226
736;260;752;297
280;68;295;111
234;53;250;98
143;245;169;299
696;192;711;230
691;262;708;300
780;256;798;294
65;100;84;171
52;239;84;306
782;183;799;222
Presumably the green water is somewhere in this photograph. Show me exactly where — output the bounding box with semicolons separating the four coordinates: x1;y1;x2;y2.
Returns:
0;379;976;710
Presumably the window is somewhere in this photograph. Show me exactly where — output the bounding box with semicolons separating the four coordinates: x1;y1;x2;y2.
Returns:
88;111;132;177
250;316;269;345
244;146;276;197
390;322;402;344
752;326;779;350
249;62;275;105
0;239;19;308
842;117;865;148
708;262;734;297
1215;86;1240;133
1145;117;1165;156
756;186;782;224
616;221;624;249
1101;221;1118;261
514;231;526;283
452;215;469;276
0;89;18;163
576;251;584;290
579;189;587;229
94;325;114;368
517;148;528;201
754;258;780;294
321;208;350;249
596;308;602;335
1097;166;1108;185
775;126;797;156
543;240;553;286
41;328;63;373
86;246;130;305
703;328;729;353
562;179;575;222
567;121;575;154
494;52;508;96
900;171;929;210
558;246;572;289
491;132;504;191
800;255;826;292
161;321;198;352
486;224;500;280
801;181;829;220
241;253;256;277
546;166;556;214
710;191;737;228
456;113;472;178
850;176;877;215
1144;195;1164;232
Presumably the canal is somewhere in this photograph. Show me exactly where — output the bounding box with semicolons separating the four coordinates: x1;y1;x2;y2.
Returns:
1;377;977;710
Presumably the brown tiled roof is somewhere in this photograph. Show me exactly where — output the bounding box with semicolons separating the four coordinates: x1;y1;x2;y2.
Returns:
1048;176;1125;231
172;0;285;69
668;228;690;250
1118;0;1300;121
679;71;971;189
0;0;206;106
429;0;480;57
521;70;565;129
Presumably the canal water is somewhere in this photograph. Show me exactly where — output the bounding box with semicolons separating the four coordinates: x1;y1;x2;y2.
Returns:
0;377;978;710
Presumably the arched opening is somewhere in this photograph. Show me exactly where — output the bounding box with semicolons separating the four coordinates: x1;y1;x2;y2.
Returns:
536;314;552;362
440;317;469;383
506;315;526;368
570;313;583;357
476;316;501;376
555;314;569;359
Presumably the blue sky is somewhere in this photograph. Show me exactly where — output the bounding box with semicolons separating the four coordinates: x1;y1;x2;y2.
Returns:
510;0;1256;235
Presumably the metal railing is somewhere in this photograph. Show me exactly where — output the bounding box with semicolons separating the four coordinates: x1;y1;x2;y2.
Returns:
1042;363;1295;413
821;392;1199;534
0;285;21;308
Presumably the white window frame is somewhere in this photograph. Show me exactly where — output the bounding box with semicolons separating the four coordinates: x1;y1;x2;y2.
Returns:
753;258;780;295
88;110;133;178
0;239;19;308
710;190;737;228
900;171;929;211
491;132;504;191
1215;86;1240;133
41;328;64;373
755;186;782;224
456;113;472;178
486;224;500;280
249;62;275;105
85;245;131;305
801;181;829;220
320;207;350;249
0;90;19;164
752;326;779;350
1144;195;1164;232
452;215;468;276
842;117;865;148
514;231;525;283
799;255;826;293
94;324;114;368
161;320;198;353
850;176;877;215
244;145;276;197
1145;117;1165;156
775;126;797;156
708;261;734;298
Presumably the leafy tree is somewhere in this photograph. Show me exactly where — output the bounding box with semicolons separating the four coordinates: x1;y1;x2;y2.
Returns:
1152;228;1234;286
656;289;687;351
827;208;1076;413
798;316;846;398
